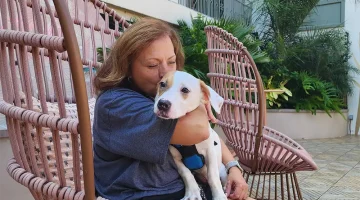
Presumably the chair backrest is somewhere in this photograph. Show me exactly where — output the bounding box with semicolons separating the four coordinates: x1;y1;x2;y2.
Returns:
0;0;129;199
204;26;266;172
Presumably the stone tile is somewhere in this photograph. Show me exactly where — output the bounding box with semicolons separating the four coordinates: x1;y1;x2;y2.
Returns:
298;170;317;176
313;167;349;178
354;162;360;168
319;194;359;200
327;148;351;155
335;176;360;188
303;142;320;146
345;167;360;176
345;150;360;157
301;184;332;200
312;160;329;168
351;145;360;150
341;145;358;149
325;162;353;172
303;174;341;186
314;146;334;151
319;186;360;199
314;153;341;161
334;160;359;168
336;154;360;162
274;137;360;198
297;171;317;181
306;148;325;154
294;136;360;199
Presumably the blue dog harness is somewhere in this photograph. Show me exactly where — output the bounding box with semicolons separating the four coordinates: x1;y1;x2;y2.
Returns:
172;144;205;171
172;141;218;171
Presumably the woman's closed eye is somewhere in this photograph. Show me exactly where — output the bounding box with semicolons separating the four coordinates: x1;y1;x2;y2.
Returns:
148;61;175;68
148;63;159;68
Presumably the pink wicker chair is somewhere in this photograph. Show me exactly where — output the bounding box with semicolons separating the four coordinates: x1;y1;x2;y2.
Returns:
0;0;129;199
205;26;318;200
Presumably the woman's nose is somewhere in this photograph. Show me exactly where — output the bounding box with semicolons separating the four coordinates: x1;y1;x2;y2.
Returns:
158;62;168;78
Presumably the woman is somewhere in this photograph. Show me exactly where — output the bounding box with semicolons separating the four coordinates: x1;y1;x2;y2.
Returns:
92;17;249;200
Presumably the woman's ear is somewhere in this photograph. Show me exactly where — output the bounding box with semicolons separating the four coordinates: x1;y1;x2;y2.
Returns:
200;80;224;114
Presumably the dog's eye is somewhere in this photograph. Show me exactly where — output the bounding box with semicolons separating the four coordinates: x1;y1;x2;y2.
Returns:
160;81;166;88
181;87;190;94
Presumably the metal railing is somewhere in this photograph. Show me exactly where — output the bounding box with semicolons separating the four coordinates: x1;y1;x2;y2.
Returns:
175;0;252;23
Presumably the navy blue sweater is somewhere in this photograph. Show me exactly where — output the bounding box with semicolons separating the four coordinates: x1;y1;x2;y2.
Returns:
93;87;184;199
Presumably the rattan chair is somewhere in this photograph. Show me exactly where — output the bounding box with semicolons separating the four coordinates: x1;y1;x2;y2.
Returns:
205;26;318;200
0;0;129;199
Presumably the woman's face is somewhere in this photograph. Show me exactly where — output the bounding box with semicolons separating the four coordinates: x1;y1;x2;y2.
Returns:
131;35;177;97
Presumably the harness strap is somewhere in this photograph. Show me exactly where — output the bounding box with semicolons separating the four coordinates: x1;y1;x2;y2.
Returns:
172;144;205;171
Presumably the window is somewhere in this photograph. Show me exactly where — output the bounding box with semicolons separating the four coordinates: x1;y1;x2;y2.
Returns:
176;0;252;23
302;0;345;29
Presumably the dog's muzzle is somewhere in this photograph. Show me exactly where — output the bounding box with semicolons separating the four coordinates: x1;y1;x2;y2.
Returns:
157;99;171;112
156;99;172;118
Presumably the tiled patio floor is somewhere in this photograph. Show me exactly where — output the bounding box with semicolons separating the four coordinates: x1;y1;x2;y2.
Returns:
1;135;360;199
295;135;360;200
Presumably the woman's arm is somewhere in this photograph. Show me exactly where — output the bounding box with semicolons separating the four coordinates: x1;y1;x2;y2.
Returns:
170;104;210;145
220;138;236;165
220;138;249;200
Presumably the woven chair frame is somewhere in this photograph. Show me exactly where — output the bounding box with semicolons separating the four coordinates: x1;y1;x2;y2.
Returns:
0;0;129;199
204;25;318;200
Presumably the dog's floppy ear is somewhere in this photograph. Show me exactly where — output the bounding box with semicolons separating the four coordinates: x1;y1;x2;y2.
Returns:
200;80;224;114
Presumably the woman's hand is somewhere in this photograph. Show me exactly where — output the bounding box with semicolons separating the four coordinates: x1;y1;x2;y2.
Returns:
225;167;249;200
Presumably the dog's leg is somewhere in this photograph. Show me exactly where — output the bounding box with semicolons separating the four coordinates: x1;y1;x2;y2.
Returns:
169;146;201;200
206;147;227;200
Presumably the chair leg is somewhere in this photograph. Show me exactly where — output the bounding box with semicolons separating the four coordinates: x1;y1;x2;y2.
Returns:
243;171;303;200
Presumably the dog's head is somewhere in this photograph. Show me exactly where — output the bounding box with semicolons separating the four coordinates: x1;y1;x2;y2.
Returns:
154;71;224;119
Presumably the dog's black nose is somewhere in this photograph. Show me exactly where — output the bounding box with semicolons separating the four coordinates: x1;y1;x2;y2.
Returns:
157;99;171;112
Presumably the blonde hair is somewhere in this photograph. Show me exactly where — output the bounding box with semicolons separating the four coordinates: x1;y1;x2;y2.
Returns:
94;17;185;94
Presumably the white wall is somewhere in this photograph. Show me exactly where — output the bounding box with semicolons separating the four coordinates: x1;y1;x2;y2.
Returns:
345;0;360;134
266;110;348;139
101;0;212;26
214;110;348;140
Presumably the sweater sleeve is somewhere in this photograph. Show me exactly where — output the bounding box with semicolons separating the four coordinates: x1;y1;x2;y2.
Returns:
93;88;178;164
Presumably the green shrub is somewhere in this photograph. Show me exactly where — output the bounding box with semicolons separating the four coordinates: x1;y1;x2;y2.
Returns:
289;72;345;117
178;14;269;85
256;0;358;116
259;29;357;116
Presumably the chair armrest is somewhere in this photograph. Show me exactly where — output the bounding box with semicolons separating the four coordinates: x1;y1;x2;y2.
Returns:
261;134;318;171
263;126;303;150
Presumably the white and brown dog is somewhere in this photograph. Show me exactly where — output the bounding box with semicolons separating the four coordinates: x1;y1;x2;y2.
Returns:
154;71;228;200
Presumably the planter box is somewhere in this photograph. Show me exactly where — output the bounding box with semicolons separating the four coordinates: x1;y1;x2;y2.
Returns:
214;109;349;141
266;109;348;139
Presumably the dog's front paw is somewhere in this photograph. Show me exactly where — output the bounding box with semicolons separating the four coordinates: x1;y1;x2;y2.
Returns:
181;187;202;200
212;192;228;200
